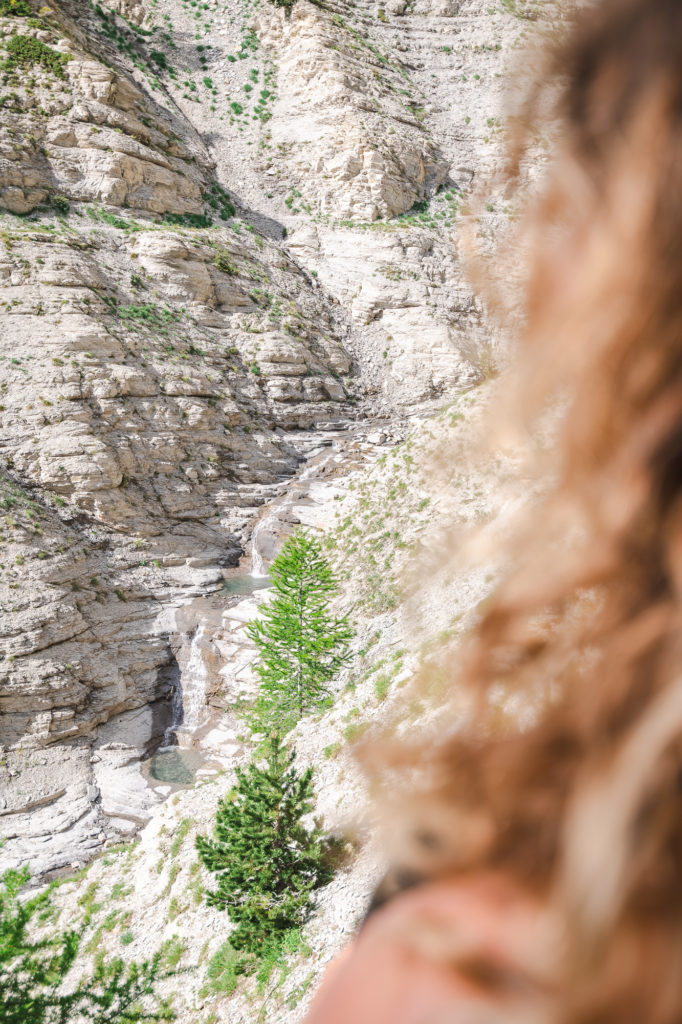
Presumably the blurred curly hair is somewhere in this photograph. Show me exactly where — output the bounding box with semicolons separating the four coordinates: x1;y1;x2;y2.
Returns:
368;2;682;1021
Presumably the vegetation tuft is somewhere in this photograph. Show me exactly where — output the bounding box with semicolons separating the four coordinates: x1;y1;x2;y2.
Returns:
162;212;212;229
3;35;71;77
0;0;32;15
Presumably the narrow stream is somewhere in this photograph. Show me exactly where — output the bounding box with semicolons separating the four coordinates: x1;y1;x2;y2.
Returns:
249;442;342;577
147;574;271;786
147;424;374;789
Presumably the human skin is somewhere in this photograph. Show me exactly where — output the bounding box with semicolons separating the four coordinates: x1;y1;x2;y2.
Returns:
303;874;556;1024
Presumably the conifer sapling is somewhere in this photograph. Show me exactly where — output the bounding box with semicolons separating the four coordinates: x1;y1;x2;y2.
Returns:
196;734;333;954
246;530;353;732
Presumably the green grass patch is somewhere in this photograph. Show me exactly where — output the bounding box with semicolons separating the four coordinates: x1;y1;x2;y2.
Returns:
163;211;212;229
4;35;71;77
0;0;32;14
374;673;390;701
343;721;370;743
170;817;193;858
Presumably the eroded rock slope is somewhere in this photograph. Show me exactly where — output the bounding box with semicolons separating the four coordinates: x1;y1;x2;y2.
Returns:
0;0;542;921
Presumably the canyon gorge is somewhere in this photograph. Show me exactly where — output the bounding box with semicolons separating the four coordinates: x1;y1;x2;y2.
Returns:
0;0;550;1018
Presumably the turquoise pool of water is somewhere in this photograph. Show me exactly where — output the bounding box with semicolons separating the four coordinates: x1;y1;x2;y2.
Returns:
148;747;205;786
222;575;270;597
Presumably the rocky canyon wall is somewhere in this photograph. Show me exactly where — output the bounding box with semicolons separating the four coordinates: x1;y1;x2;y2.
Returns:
0;0;546;930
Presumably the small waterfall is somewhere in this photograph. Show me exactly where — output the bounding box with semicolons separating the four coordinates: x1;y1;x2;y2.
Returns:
162;669;183;747
250;449;338;577
179;624;210;736
250;513;276;578
161;625;210;747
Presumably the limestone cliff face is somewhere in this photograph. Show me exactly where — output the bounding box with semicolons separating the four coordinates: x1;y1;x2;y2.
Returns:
0;6;354;758
0;0;534;875
0;203;351;747
253;0;449;222
0;29;207;216
247;0;518;402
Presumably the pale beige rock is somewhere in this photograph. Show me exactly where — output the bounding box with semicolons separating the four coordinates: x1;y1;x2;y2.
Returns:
0;49;205;217
253;0;448;220
136;233;216;304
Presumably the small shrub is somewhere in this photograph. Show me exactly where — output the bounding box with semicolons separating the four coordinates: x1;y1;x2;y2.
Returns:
51;195;69;215
213;251;236;274
4;35;71;78
0;0;32;15
87;206;138;231
163;212;212;229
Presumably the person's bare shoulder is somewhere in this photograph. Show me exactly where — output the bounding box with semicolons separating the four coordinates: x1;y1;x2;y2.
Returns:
303;875;557;1024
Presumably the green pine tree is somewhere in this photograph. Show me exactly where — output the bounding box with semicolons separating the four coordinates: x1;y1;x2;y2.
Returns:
246;530;353;732
0;866;173;1024
196;735;333;954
